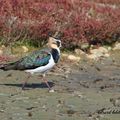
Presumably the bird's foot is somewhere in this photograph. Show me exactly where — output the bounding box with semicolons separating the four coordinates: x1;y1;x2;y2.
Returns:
22;84;26;90
22;86;30;90
22;82;27;90
22;87;26;90
49;89;55;93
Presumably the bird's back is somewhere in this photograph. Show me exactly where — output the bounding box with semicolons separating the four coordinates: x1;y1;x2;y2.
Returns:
0;48;52;71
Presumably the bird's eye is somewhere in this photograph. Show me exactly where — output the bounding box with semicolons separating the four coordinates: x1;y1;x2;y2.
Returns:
52;41;61;47
56;41;61;47
52;42;57;44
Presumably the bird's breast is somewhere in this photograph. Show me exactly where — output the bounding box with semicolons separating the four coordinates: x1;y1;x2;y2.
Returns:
51;48;60;63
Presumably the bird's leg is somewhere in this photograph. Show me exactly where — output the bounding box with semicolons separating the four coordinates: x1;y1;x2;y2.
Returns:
42;74;51;90
42;74;54;92
22;73;31;90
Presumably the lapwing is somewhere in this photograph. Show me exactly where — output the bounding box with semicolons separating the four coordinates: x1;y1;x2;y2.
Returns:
0;36;61;92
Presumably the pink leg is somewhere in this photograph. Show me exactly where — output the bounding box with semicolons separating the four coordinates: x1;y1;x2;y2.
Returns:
22;73;31;90
42;77;51;90
41;74;51;90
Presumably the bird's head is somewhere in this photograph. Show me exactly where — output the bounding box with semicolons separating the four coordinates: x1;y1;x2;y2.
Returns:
48;36;61;49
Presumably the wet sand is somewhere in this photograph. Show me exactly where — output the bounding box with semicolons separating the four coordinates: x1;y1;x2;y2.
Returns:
0;50;120;120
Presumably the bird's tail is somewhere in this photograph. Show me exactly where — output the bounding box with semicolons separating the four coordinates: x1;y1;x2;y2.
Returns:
0;62;17;71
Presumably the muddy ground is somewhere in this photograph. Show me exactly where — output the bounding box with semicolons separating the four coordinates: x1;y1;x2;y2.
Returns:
0;50;120;120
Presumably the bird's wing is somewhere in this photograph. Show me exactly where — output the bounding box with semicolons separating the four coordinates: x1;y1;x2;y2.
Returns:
17;49;51;70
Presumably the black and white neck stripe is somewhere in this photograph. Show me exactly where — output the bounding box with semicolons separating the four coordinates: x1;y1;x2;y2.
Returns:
51;48;60;63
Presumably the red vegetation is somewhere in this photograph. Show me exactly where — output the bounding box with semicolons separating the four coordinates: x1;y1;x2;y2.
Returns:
0;55;13;62
0;0;120;48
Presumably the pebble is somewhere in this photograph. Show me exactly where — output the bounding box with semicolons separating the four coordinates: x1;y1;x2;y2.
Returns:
73;91;84;98
49;89;55;93
22;46;29;53
87;47;110;60
113;42;120;50
68;55;81;61
74;49;86;55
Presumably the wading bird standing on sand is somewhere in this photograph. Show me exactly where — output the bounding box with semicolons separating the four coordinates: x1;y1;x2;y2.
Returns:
0;36;61;92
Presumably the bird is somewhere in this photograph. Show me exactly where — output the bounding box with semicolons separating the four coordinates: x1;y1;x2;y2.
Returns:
0;36;61;92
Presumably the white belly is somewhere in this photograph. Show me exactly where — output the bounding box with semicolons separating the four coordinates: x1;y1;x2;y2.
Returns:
25;56;55;74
